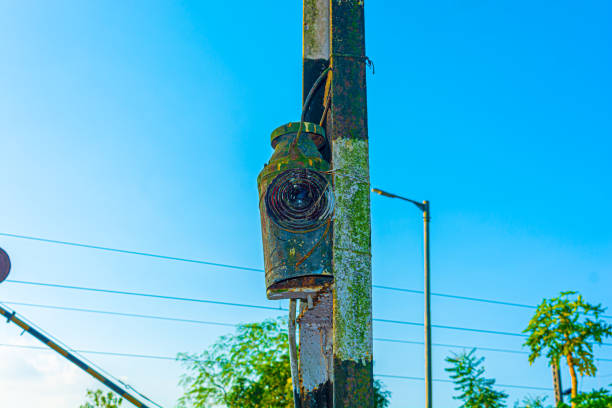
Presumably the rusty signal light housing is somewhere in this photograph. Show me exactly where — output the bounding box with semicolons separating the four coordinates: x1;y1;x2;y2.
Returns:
257;122;333;300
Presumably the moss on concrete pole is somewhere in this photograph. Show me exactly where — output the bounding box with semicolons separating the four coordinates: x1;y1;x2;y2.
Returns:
329;0;374;406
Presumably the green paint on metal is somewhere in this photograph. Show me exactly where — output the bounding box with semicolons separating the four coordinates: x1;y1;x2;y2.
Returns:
271;122;325;147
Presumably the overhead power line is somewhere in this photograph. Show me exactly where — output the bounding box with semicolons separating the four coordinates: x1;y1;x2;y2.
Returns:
373;285;536;310
0;300;535;353
373;317;527;338
3;301;238;328
0;343;180;361
2;232;611;319
4;280;284;312
373;338;612;362
4;292;612;352
0;342;557;392
374;338;529;355
374;374;553;391
2;280;532;338
0;232;262;272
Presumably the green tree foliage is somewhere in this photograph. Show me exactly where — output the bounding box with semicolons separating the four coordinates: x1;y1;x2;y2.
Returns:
558;388;612;408
513;395;552;408
523;291;612;406
178;316;390;408
445;349;508;408
79;389;122;408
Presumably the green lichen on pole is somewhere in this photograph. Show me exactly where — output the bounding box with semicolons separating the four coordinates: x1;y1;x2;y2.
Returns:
329;0;374;406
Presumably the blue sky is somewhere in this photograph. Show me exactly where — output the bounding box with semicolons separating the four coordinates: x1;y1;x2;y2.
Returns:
0;1;611;407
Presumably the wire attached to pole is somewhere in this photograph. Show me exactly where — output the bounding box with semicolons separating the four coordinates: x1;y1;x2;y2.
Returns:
290;67;332;150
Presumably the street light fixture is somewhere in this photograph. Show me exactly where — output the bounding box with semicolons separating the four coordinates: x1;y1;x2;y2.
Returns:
372;188;432;408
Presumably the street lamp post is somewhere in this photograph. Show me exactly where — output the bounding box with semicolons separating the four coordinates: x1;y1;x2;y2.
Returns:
372;188;432;408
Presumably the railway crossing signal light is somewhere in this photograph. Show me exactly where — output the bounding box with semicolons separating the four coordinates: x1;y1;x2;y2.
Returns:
257;122;334;300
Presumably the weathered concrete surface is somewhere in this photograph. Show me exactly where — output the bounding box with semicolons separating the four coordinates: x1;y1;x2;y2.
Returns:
299;1;333;407
303;0;329;60
298;288;333;407
331;139;372;363
303;0;331;161
329;0;374;406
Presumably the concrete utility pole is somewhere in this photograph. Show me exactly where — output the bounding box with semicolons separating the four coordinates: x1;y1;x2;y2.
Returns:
328;0;374;406
298;1;373;407
298;1;333;407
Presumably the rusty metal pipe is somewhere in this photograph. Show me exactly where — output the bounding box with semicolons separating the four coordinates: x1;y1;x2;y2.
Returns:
288;299;301;408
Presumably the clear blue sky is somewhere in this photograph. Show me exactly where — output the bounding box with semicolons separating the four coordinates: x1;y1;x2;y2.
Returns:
1;1;611;407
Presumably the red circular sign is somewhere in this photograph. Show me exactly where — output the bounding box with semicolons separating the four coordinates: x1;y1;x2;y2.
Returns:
0;248;10;284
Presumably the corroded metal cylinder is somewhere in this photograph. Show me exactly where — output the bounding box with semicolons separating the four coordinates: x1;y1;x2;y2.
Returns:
258;122;333;300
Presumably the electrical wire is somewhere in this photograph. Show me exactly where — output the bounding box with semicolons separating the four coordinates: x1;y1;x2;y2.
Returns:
374;374;553;391
373;317;527;338
4;280;612;346
290;66;332;149
3;280;528;337
374;338;530;355
0;232;261;272
0;342;562;392
2;301;237;327
0;343;179;361
6;299;612;362
0;302;164;408
373;284;537;310
4;280;285;311
2;231;611;319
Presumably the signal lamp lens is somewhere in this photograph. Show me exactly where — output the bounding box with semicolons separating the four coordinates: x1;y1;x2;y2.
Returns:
266;169;333;231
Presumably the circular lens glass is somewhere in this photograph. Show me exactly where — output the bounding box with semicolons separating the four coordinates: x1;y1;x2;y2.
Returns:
288;183;314;210
265;169;333;231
